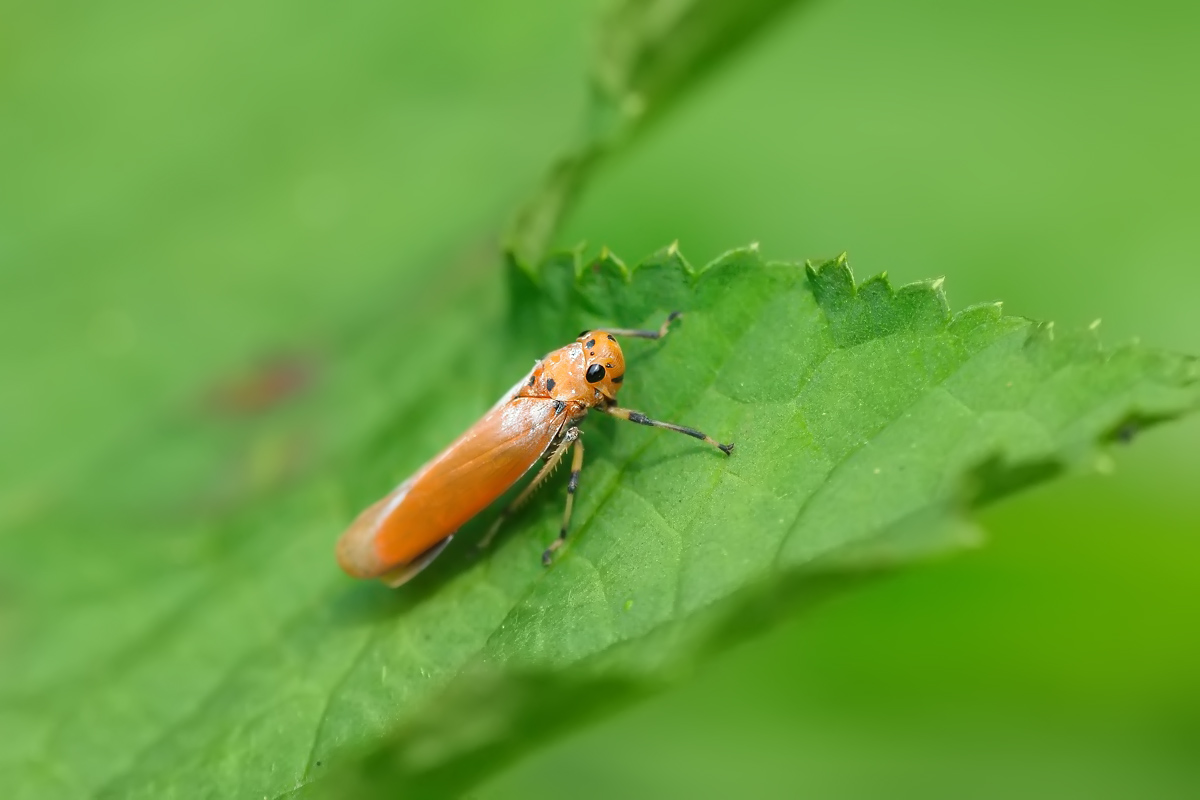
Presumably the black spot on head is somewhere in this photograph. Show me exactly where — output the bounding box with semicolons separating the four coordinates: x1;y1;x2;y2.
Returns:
545;377;556;391
586;364;606;383
612;374;624;384
578;329;590;338
607;334;615;342
528;374;535;386
585;339;596;349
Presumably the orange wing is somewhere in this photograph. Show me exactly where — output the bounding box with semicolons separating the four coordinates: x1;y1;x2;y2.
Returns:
336;395;565;581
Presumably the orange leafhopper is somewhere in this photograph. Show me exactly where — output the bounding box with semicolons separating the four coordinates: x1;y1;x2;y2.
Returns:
336;313;733;587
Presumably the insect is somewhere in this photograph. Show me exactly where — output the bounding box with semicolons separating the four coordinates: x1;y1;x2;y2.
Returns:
335;313;733;587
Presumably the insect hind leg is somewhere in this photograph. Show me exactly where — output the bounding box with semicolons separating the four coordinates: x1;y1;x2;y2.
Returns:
542;434;585;566
476;427;581;551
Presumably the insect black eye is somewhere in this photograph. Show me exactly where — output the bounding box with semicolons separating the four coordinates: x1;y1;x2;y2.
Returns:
585;364;606;383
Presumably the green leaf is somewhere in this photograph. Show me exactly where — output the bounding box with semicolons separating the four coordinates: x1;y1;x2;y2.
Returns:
591;0;810;126
4;245;1195;799
504;0;812;269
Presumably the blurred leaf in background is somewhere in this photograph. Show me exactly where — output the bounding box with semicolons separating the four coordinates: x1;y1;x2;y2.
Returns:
1;0;1198;798
0;0;590;500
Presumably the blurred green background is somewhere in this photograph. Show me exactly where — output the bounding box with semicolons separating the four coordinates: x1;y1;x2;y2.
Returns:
3;0;1198;797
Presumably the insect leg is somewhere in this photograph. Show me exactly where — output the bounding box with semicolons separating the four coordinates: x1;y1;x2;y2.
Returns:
542;435;585;566
476;427;581;550
601;405;734;455
598;310;682;340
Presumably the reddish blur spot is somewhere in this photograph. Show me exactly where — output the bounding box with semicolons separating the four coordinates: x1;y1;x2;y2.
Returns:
207;354;316;416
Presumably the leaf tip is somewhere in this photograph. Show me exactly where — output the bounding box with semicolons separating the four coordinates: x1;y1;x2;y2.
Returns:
639;240;695;278
805;255;857;310
586;247;631;282
700;243;766;278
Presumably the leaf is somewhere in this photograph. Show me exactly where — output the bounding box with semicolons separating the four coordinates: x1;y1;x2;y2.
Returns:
591;0;810;124
4;243;1195;799
504;0;812;269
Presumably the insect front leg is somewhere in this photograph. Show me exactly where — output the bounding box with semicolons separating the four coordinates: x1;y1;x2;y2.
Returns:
476;427;581;551
542;434;585;566
601;405;734;454
590;310;682;341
